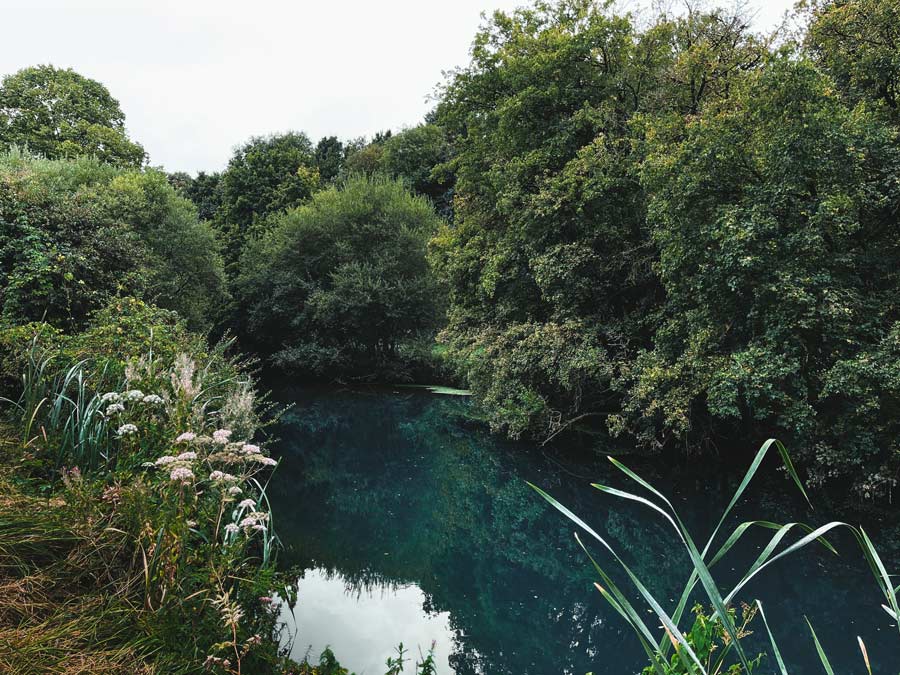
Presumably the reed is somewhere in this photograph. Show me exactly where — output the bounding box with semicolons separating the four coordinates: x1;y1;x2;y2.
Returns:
1;341;112;470
531;439;900;674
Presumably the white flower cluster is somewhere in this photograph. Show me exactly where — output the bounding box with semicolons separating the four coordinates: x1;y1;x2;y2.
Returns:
238;510;269;532
209;470;238;483
101;390;164;426
237;442;277;467
154;446;198;484
150;426;279;545
116;423;138;437
221;510;268;539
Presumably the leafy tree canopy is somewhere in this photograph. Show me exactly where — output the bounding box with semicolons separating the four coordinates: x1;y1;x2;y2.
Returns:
169;170;223;222
430;0;765;439
0;151;225;330
234;175;442;378
0;65;146;167
315;135;344;183
216;131;320;265
628;54;900;484
802;0;900;120
431;0;900;492
381;124;454;217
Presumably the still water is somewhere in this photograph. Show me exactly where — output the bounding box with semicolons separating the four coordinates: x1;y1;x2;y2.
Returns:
267;387;900;675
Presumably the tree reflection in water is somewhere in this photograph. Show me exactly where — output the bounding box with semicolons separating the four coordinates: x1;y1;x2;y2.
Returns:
267;387;900;675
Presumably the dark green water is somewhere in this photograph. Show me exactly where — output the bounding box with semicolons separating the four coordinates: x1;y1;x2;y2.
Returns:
267;387;900;675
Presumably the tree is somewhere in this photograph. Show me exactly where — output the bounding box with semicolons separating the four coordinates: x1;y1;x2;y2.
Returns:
627;55;900;488
430;0;657;438
0;65;145;166
315;136;344;183
0;151;226;330
169;170;223;222
381;124;454;217
216;132;320;266
338;135;380;178
233;176;442;378
802;0;900;120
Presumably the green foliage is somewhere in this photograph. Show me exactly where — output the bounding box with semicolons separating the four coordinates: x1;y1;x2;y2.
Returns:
170;169;223;222
315;136;345;183
216;132;320;267
0;151;226;330
431;0;755;439
0;65;146;166
628;55;900;487
440;321;613;439
802;0;900;120
0;300;290;674
234;175;443;379
641;604;761;675
432;0;900;490
0;297;261;472
342;139;385;177
381;125;454;217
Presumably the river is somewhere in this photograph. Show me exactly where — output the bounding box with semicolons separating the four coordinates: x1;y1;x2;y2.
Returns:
266;386;900;675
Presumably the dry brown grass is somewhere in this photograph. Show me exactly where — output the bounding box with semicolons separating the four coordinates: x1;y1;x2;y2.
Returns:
0;444;156;675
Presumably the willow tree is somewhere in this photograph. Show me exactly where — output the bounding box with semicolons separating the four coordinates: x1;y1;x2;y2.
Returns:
233;175;442;378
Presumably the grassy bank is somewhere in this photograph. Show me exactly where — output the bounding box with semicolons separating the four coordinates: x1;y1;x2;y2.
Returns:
0;298;446;675
0;298;295;674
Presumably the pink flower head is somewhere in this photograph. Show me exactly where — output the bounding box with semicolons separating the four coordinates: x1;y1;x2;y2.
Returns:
212;429;232;444
175;432;196;443
170;467;195;483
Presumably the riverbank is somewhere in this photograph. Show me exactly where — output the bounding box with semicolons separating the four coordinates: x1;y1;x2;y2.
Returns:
0;301;299;674
0;309;446;675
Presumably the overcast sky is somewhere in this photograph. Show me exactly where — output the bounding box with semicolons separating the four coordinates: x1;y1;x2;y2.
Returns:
2;0;795;174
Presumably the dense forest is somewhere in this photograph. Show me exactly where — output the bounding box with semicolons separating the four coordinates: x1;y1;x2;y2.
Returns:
1;0;899;672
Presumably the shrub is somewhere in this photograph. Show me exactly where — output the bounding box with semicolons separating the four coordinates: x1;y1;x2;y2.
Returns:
234;175;443;380
0;151;226;331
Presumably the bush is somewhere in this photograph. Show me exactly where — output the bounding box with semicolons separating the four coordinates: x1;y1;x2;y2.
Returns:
234;175;443;380
0;151;226;331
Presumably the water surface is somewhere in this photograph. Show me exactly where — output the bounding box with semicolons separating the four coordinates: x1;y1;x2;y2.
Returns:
267;387;900;675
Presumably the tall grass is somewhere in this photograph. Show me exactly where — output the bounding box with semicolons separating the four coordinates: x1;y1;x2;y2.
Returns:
1;341;112;470
0;331;294;673
0;480;154;675
531;439;900;674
